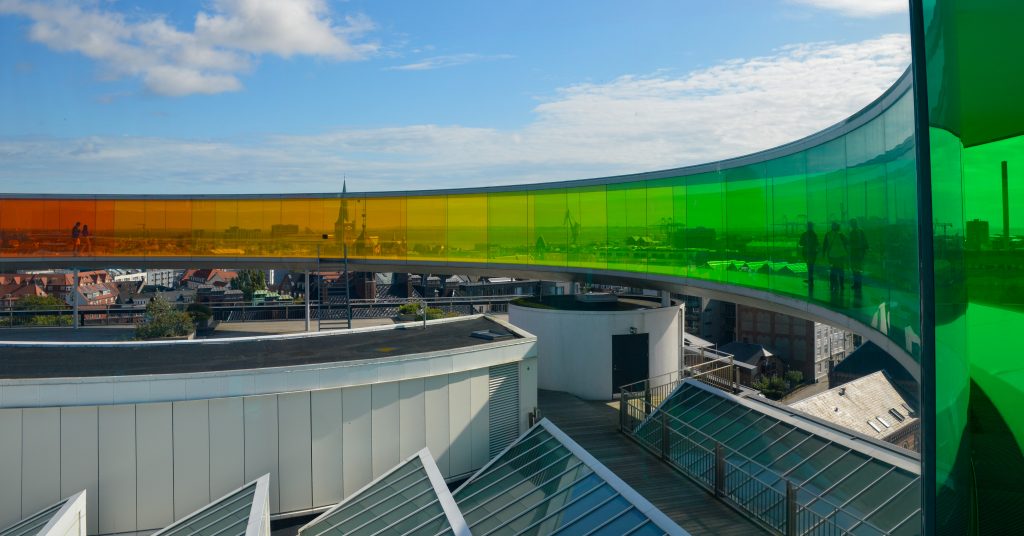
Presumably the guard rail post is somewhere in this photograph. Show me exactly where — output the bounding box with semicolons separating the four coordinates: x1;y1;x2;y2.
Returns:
660;410;670;461
715;442;725;498
619;390;627;433
786;480;797;536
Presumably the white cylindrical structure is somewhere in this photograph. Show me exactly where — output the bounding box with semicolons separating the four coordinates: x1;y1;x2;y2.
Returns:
509;301;681;400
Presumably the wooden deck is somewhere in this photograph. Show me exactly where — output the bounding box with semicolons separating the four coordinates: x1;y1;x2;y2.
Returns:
538;390;768;536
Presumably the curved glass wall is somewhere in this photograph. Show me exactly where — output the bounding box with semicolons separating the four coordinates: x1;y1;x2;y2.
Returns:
0;78;921;365
917;0;1024;534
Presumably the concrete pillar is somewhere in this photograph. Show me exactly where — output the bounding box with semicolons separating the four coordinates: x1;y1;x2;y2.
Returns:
660;290;671;307
304;270;311;332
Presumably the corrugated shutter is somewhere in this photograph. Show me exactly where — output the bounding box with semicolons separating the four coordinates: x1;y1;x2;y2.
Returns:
488;363;520;458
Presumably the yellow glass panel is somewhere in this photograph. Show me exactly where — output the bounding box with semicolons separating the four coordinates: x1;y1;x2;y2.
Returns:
407;196;447;263
446;194;487;264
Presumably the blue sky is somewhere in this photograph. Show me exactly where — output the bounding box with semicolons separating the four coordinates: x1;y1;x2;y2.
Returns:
0;0;911;193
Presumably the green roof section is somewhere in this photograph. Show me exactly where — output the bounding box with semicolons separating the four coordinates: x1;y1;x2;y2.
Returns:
152;475;269;536
453;419;687;536
634;380;920;535
297;448;468;536
0;491;86;536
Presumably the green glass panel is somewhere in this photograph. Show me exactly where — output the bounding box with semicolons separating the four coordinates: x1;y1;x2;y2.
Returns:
882;93;921;358
529;189;568;267
685;172;725;283
565;186;607;271
605;183;647;273
724;163;769;289
645;178;677;277
767;152;809;296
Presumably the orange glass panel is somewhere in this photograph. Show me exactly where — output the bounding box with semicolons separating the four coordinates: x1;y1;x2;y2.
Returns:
93;200;115;256
191;199;217;257
362;196;406;261
112;199;145;257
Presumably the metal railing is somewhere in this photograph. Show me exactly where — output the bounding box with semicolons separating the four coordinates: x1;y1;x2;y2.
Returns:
619;377;894;536
681;343;742;392
0;294;525;329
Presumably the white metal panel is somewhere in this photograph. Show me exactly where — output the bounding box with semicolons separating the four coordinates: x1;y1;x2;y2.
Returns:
60;406;98;535
277;392;312;514
398;378;426;460
310;388;343;507
173;399;210;520
424;374;450;478
136;402;174;530
98;404;137;534
22;407;60;518
469;369;490;469
341;385;371;497
209;397;244;499
519;357;538;434
447;371;472;477
243;395;280;512
370;382;400;479
0;409;22;527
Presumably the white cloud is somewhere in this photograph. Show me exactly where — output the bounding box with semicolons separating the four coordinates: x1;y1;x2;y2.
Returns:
388;53;514;71
0;0;375;96
0;34;911;193
194;0;375;59
788;0;906;18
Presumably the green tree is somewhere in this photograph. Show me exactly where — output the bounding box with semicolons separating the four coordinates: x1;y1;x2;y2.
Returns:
135;296;193;340
230;269;267;300
185;303;213;325
784;370;804;386
15;295;66;310
752;375;789;400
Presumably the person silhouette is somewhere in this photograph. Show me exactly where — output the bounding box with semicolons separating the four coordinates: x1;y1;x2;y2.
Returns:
81;224;92;254
71;222;81;255
799;222;819;292
848;219;868;292
823;221;848;295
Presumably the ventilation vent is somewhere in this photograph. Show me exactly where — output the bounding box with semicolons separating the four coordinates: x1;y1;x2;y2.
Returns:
489;363;520;458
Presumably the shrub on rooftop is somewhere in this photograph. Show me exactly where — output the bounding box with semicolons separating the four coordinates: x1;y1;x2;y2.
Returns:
135;296;193;340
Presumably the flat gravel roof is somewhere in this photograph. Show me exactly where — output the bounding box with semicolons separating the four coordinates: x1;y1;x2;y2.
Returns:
0;317;519;379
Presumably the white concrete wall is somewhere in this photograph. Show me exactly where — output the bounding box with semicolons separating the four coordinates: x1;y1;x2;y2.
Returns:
0;365;532;534
0;332;536;409
509;304;681;400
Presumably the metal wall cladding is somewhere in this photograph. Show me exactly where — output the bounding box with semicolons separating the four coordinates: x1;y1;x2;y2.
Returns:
0;369;497;533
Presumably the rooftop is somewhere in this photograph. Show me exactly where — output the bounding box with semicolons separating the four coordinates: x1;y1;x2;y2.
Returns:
0;316;519;379
790;370;918;443
511;294;660;312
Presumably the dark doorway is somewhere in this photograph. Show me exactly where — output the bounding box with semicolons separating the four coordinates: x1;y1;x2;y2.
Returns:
612;333;649;392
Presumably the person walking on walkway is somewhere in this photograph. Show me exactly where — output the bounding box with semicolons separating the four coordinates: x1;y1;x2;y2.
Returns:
71;222;81;255
823;221;848;295
848;219;868;292
799;222;819;293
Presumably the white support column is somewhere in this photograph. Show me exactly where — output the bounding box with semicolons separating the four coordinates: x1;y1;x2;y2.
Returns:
72;268;80;329
304;270;311;332
660;290;671;307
